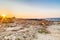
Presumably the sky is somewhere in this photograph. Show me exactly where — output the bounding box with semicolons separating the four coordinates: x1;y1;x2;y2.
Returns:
0;0;60;18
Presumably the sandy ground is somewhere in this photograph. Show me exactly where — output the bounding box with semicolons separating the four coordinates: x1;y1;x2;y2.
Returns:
0;24;60;40
34;25;60;40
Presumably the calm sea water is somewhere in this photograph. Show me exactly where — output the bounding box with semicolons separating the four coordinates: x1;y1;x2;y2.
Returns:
45;18;60;21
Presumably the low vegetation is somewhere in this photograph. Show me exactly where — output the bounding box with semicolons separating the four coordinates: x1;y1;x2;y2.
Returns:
38;29;49;34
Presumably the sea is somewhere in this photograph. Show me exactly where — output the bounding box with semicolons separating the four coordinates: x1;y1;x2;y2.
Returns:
45;18;60;21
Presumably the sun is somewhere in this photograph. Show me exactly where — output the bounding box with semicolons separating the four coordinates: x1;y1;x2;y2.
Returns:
1;14;6;18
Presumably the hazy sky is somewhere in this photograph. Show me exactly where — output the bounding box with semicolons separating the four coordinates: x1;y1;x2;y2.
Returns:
0;0;60;18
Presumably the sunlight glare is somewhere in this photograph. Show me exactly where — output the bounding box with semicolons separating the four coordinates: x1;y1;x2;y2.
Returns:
1;14;6;18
